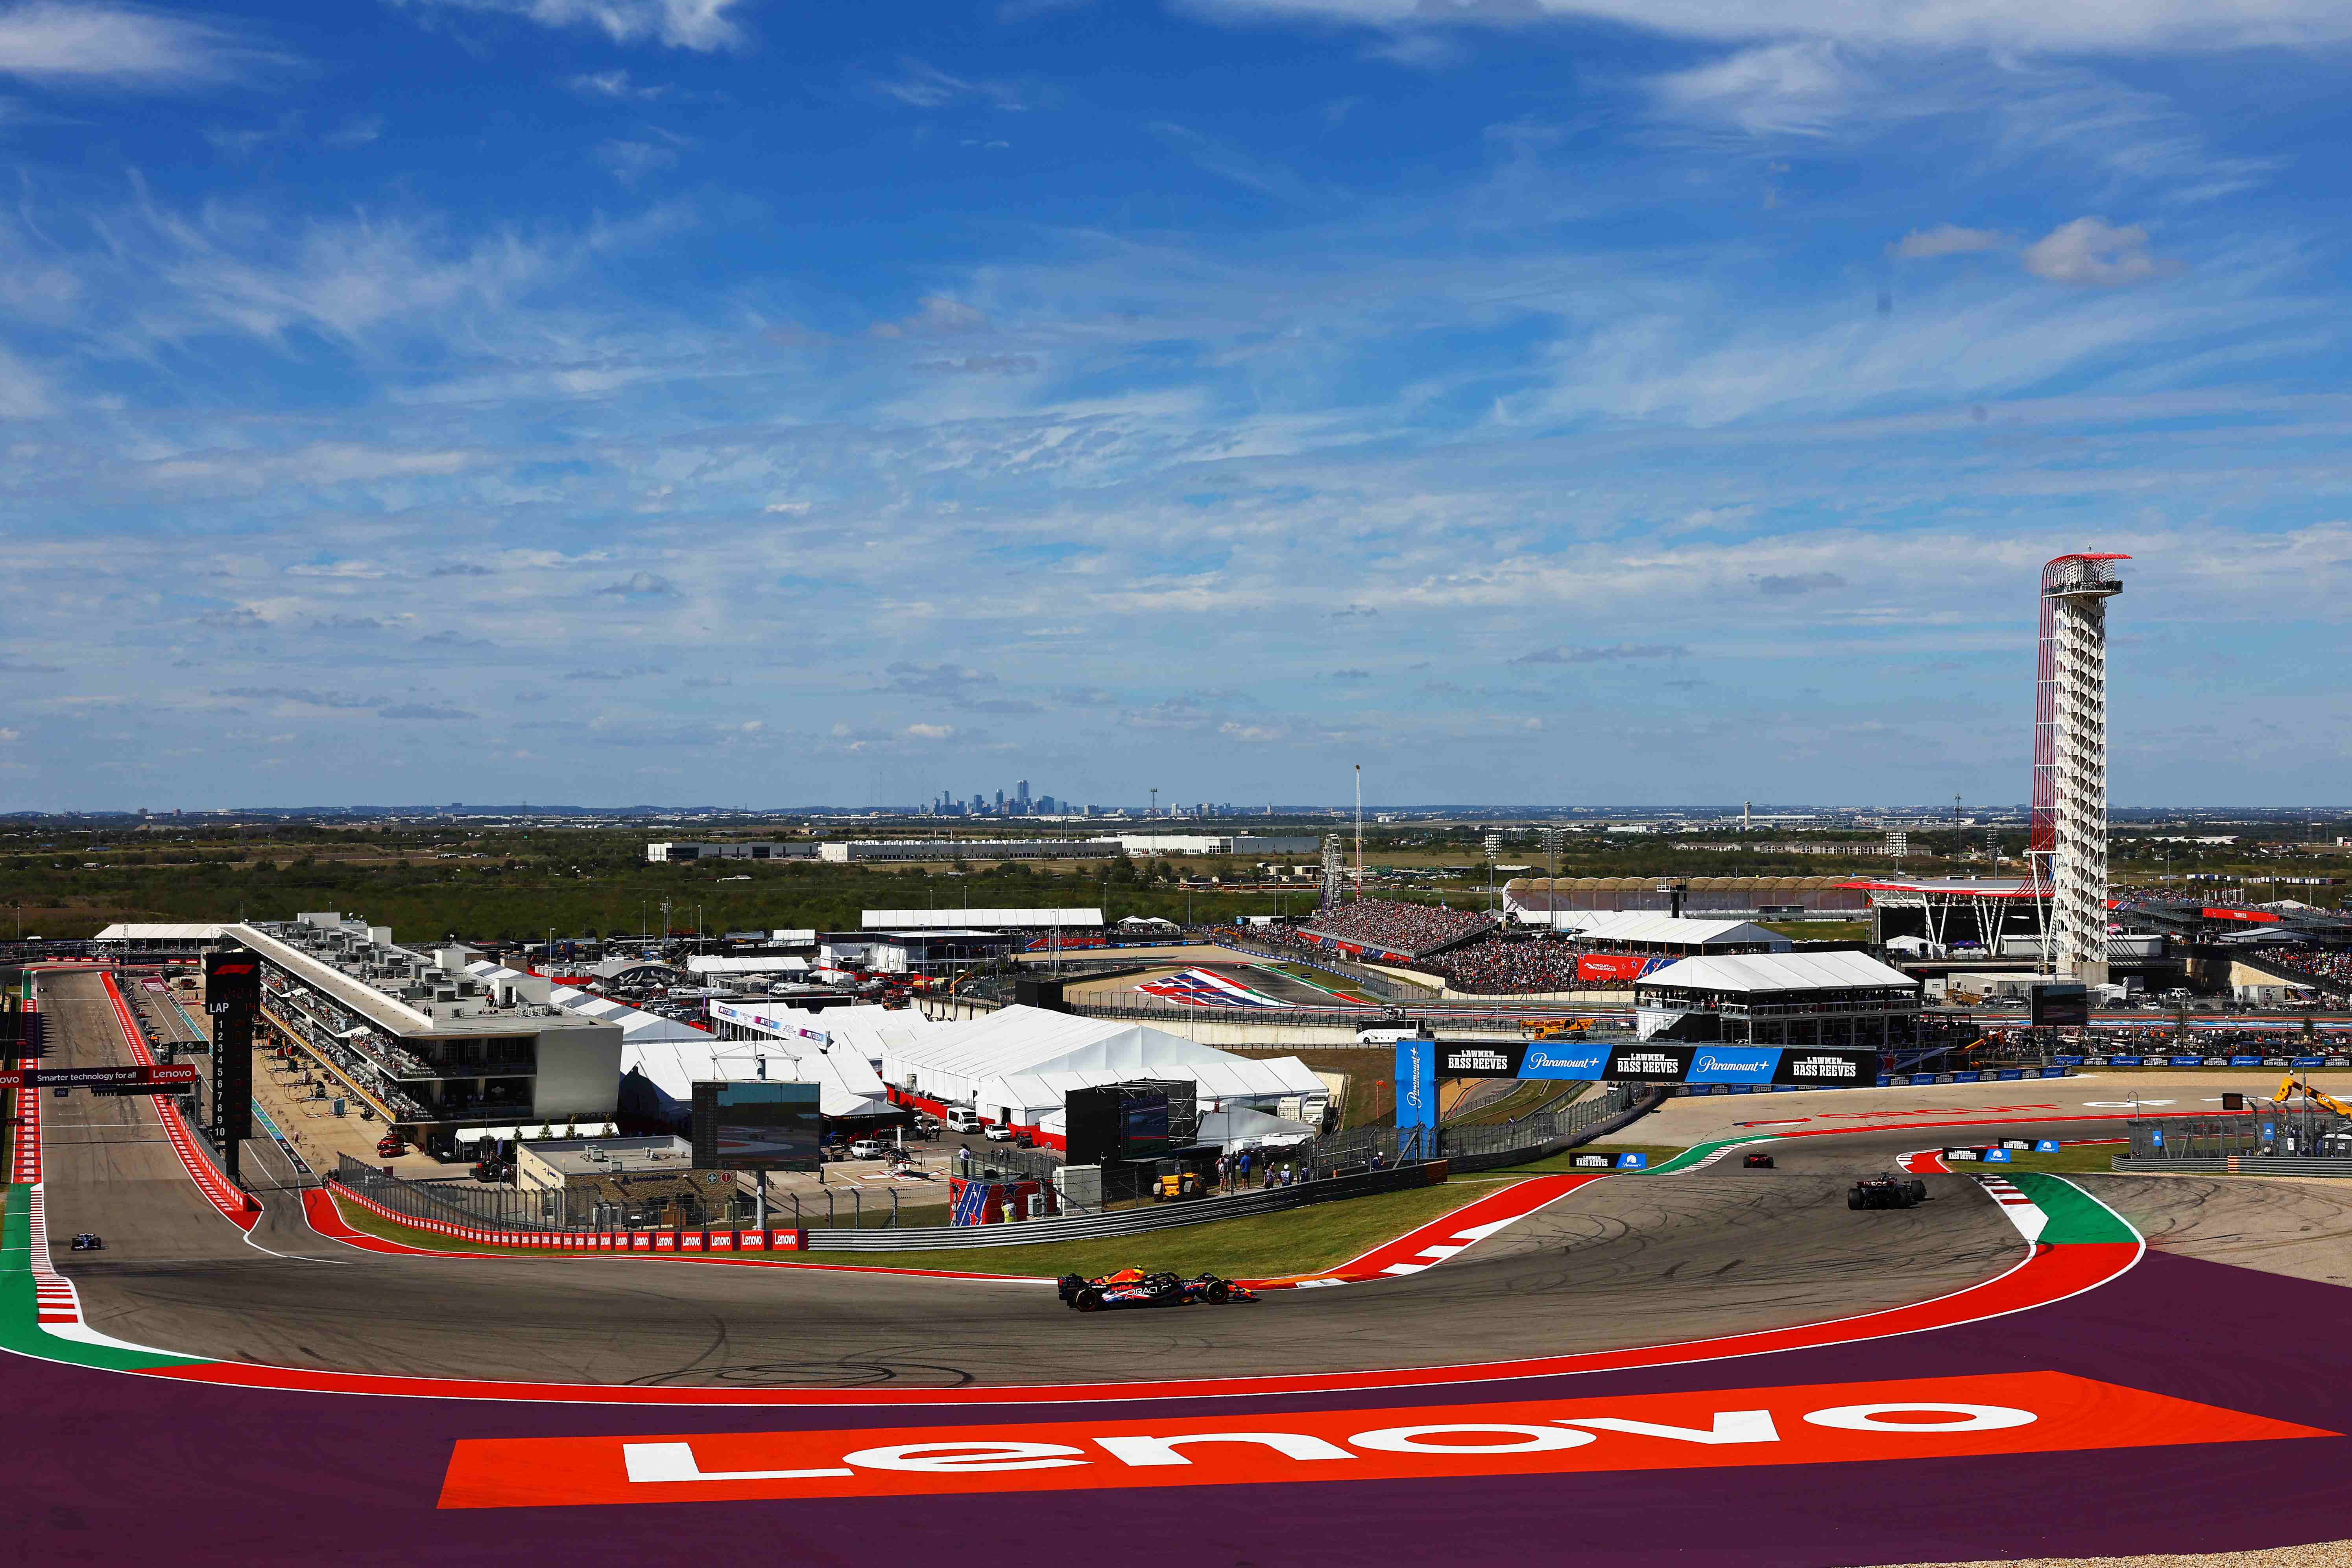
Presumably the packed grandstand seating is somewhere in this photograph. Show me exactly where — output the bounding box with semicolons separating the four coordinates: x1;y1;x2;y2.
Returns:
1302;899;1495;957
1424;935;1587;995
2247;945;2352;990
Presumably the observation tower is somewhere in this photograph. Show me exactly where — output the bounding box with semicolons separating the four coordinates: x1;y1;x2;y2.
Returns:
2031;553;2128;985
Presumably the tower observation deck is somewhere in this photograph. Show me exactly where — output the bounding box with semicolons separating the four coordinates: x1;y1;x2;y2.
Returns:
2032;553;2128;985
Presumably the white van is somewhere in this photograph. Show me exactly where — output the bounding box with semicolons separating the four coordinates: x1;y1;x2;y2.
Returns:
945;1107;982;1134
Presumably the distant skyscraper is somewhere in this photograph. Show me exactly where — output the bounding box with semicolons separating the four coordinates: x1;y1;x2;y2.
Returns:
1016;779;1030;806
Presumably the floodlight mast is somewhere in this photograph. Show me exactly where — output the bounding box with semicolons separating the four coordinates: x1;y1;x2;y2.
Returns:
2031;553;2128;986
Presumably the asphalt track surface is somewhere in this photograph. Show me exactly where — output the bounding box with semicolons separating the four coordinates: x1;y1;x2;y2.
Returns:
12;965;2352;1568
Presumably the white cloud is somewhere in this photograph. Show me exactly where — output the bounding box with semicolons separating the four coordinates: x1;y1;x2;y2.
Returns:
1647;41;1861;137
2021;217;2183;286
567;69;665;99
596;138;679;185
1182;0;2352;54
390;0;744;51
904;723;954;739
864;58;1031;111
1889;224;2007;260
0;2;281;89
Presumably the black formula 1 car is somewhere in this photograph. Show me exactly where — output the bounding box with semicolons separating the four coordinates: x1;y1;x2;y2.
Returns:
1057;1268;1261;1311
1847;1175;1927;1211
68;1232;104;1251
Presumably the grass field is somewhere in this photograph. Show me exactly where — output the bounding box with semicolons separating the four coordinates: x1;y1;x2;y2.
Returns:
330;1180;1495;1279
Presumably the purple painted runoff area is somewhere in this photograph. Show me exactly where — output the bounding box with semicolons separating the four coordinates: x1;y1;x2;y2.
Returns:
2;1249;2348;1566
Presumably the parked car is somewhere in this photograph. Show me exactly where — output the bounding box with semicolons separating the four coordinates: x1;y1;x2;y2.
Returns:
847;1139;886;1160
945;1108;982;1133
984;1124;1015;1142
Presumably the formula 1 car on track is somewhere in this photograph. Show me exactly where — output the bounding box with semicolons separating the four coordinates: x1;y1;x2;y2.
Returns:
1743;1152;1776;1169
1056;1269;1261;1311
68;1232;103;1251
1848;1175;1927;1211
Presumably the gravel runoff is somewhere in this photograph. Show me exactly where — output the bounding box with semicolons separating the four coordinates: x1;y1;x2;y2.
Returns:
1868;1546;2352;1568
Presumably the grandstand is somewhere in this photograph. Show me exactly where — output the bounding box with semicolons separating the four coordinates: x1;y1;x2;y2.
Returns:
1298;899;1496;964
1507;876;1870;921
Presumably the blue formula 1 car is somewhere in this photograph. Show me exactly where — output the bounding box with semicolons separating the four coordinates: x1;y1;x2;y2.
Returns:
1057;1268;1260;1312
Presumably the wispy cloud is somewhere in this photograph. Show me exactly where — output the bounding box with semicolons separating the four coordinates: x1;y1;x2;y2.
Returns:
388;0;746;51
0;2;286;90
862;57;1032;111
1184;0;2352;55
1511;644;1686;665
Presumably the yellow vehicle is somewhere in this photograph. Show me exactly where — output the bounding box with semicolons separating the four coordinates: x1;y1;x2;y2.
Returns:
1528;1018;1591;1040
1153;1171;1204;1202
2274;1074;2352;1118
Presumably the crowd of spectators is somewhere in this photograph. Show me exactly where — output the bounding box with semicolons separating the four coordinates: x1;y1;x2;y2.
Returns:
2248;945;2352;990
1426;936;1590;995
1302;899;1495;957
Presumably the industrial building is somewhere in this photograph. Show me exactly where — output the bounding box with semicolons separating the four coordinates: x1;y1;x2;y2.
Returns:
643;841;817;862
1107;833;1321;856
1633;950;1923;1049
233;914;624;1143
817;838;1117;863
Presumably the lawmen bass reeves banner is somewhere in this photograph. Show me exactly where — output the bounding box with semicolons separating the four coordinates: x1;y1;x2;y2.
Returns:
1437;1041;1877;1087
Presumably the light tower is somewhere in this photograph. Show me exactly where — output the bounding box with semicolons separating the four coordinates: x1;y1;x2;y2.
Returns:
2031;553;2128;985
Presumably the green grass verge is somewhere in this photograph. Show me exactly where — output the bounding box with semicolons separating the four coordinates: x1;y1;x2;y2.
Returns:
329;1181;1497;1279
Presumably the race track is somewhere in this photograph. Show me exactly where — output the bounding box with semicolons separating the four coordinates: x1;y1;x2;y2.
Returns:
11;966;2352;1568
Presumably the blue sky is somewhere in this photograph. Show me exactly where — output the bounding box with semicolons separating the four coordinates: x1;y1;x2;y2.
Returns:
0;0;2346;811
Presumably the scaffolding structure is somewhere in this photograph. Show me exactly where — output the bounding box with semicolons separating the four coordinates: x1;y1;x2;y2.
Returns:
2032;553;2128;985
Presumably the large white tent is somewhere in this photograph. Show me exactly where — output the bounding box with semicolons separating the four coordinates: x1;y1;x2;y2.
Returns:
1547;912;1794;952
881;1004;1323;1123
620;1033;893;1122
1636;949;1918;994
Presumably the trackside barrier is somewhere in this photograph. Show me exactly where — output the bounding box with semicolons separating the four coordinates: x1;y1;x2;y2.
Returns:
327;1162;1446;1253
329;1178;807;1252
2111;1155;2352;1178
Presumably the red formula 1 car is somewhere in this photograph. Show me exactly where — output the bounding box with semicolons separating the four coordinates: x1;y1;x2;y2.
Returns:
1057;1268;1261;1312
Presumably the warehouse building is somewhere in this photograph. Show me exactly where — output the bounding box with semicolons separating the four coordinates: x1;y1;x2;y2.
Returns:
818;838;1119;863
644;841;817;862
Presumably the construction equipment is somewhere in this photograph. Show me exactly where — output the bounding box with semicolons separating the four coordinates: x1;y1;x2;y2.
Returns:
2274;1074;2352;1119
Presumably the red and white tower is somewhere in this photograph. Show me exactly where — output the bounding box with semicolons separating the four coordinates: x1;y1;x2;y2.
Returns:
2031;553;2128;984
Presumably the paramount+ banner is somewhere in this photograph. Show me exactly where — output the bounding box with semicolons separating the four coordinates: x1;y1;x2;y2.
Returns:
1436;1041;1876;1088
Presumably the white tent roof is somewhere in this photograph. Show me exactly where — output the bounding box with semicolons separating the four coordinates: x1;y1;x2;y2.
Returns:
95;923;226;940
623;1033;892;1119
707;999;947;1066
687;954;810;975
545;985;713;1042
886;1005;1325;1110
1639;949;1919;995
1560;912;1793;949
972;1057;1324;1119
